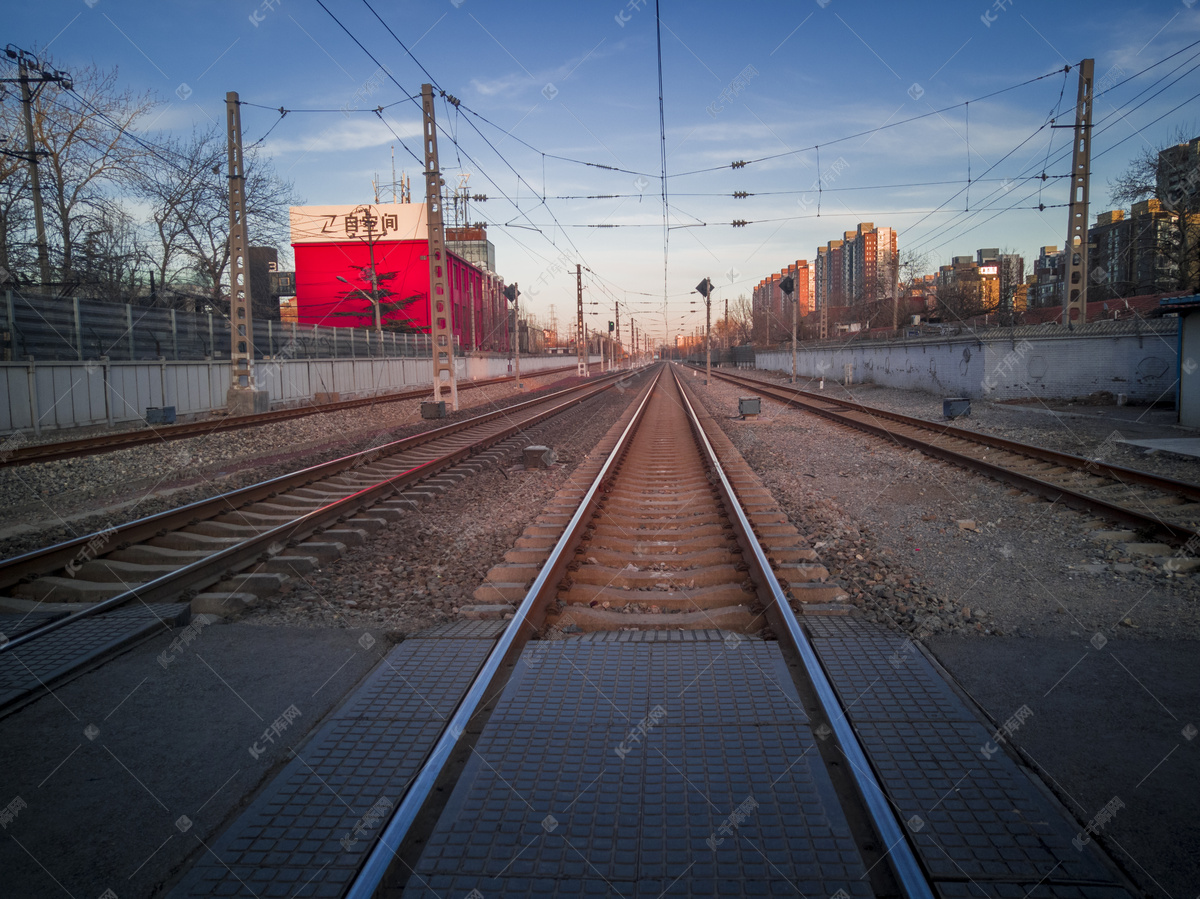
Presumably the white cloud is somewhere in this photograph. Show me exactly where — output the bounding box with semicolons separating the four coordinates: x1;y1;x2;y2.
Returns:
263;116;421;155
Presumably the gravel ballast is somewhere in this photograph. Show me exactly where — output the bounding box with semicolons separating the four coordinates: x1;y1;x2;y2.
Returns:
689;369;1200;640
241;376;642;634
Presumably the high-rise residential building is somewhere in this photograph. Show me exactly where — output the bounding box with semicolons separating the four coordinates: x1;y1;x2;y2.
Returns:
752;260;813;344
814;225;898;313
837;223;898;306
1032;246;1065;308
1088;199;1178;299
814;240;845;312
1157;136;1200;212
976;248;1024;311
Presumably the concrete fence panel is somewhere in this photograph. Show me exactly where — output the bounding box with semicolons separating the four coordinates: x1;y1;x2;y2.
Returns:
0;352;610;435
755;321;1178;404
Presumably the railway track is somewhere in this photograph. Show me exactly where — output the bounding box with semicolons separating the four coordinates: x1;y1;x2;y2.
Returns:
0;368;634;714
704;366;1200;544
165;362;1135;898
0;363;591;468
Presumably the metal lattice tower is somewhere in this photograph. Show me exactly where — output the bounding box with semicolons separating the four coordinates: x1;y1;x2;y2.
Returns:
226;91;255;391
422;83;458;409
1063;58;1094;328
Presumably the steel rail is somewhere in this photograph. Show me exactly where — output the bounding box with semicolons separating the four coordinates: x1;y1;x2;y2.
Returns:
343;366;663;899
708;368;1200;542
0;372;626;591
672;367;936;899
0;372;630;654
1;364;593;468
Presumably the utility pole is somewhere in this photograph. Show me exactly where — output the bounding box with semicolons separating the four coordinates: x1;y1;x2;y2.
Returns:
1063;58;1094;328
225;91;267;414
4;47;71;289
576;264;587;377
819;288;829;341
422;83;458;410
614;302;621;370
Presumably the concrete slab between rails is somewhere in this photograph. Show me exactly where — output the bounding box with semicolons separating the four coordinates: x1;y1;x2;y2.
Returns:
559;582;755;609
364;506;406;522
584;547;737;568
549;603;764;633
211;572;286;598
345;517;388;535
0;596;92;614
73;559;178;583
107;545;210;565
13;576;126;603
290;541;347;564
319;528;368;547
181;521;266;539
595;534;734;554
571;563;744;590
260;555;319;577
150;532;244;552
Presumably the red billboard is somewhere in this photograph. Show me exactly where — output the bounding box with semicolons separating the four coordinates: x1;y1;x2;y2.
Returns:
289;204;509;351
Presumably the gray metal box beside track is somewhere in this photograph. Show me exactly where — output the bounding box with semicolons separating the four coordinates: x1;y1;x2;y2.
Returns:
943;397;971;419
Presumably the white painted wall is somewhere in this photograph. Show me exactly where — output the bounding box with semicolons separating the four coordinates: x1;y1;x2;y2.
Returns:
0;354;603;435
756;320;1178;403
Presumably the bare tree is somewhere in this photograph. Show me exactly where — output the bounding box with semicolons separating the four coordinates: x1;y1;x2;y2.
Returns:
29;58;159;284
0;146;32;282
726;294;753;344
136;126;300;313
77;201;148;304
1109;127;1200;293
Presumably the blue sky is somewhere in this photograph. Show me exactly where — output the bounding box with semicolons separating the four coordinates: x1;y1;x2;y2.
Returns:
7;0;1200;343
